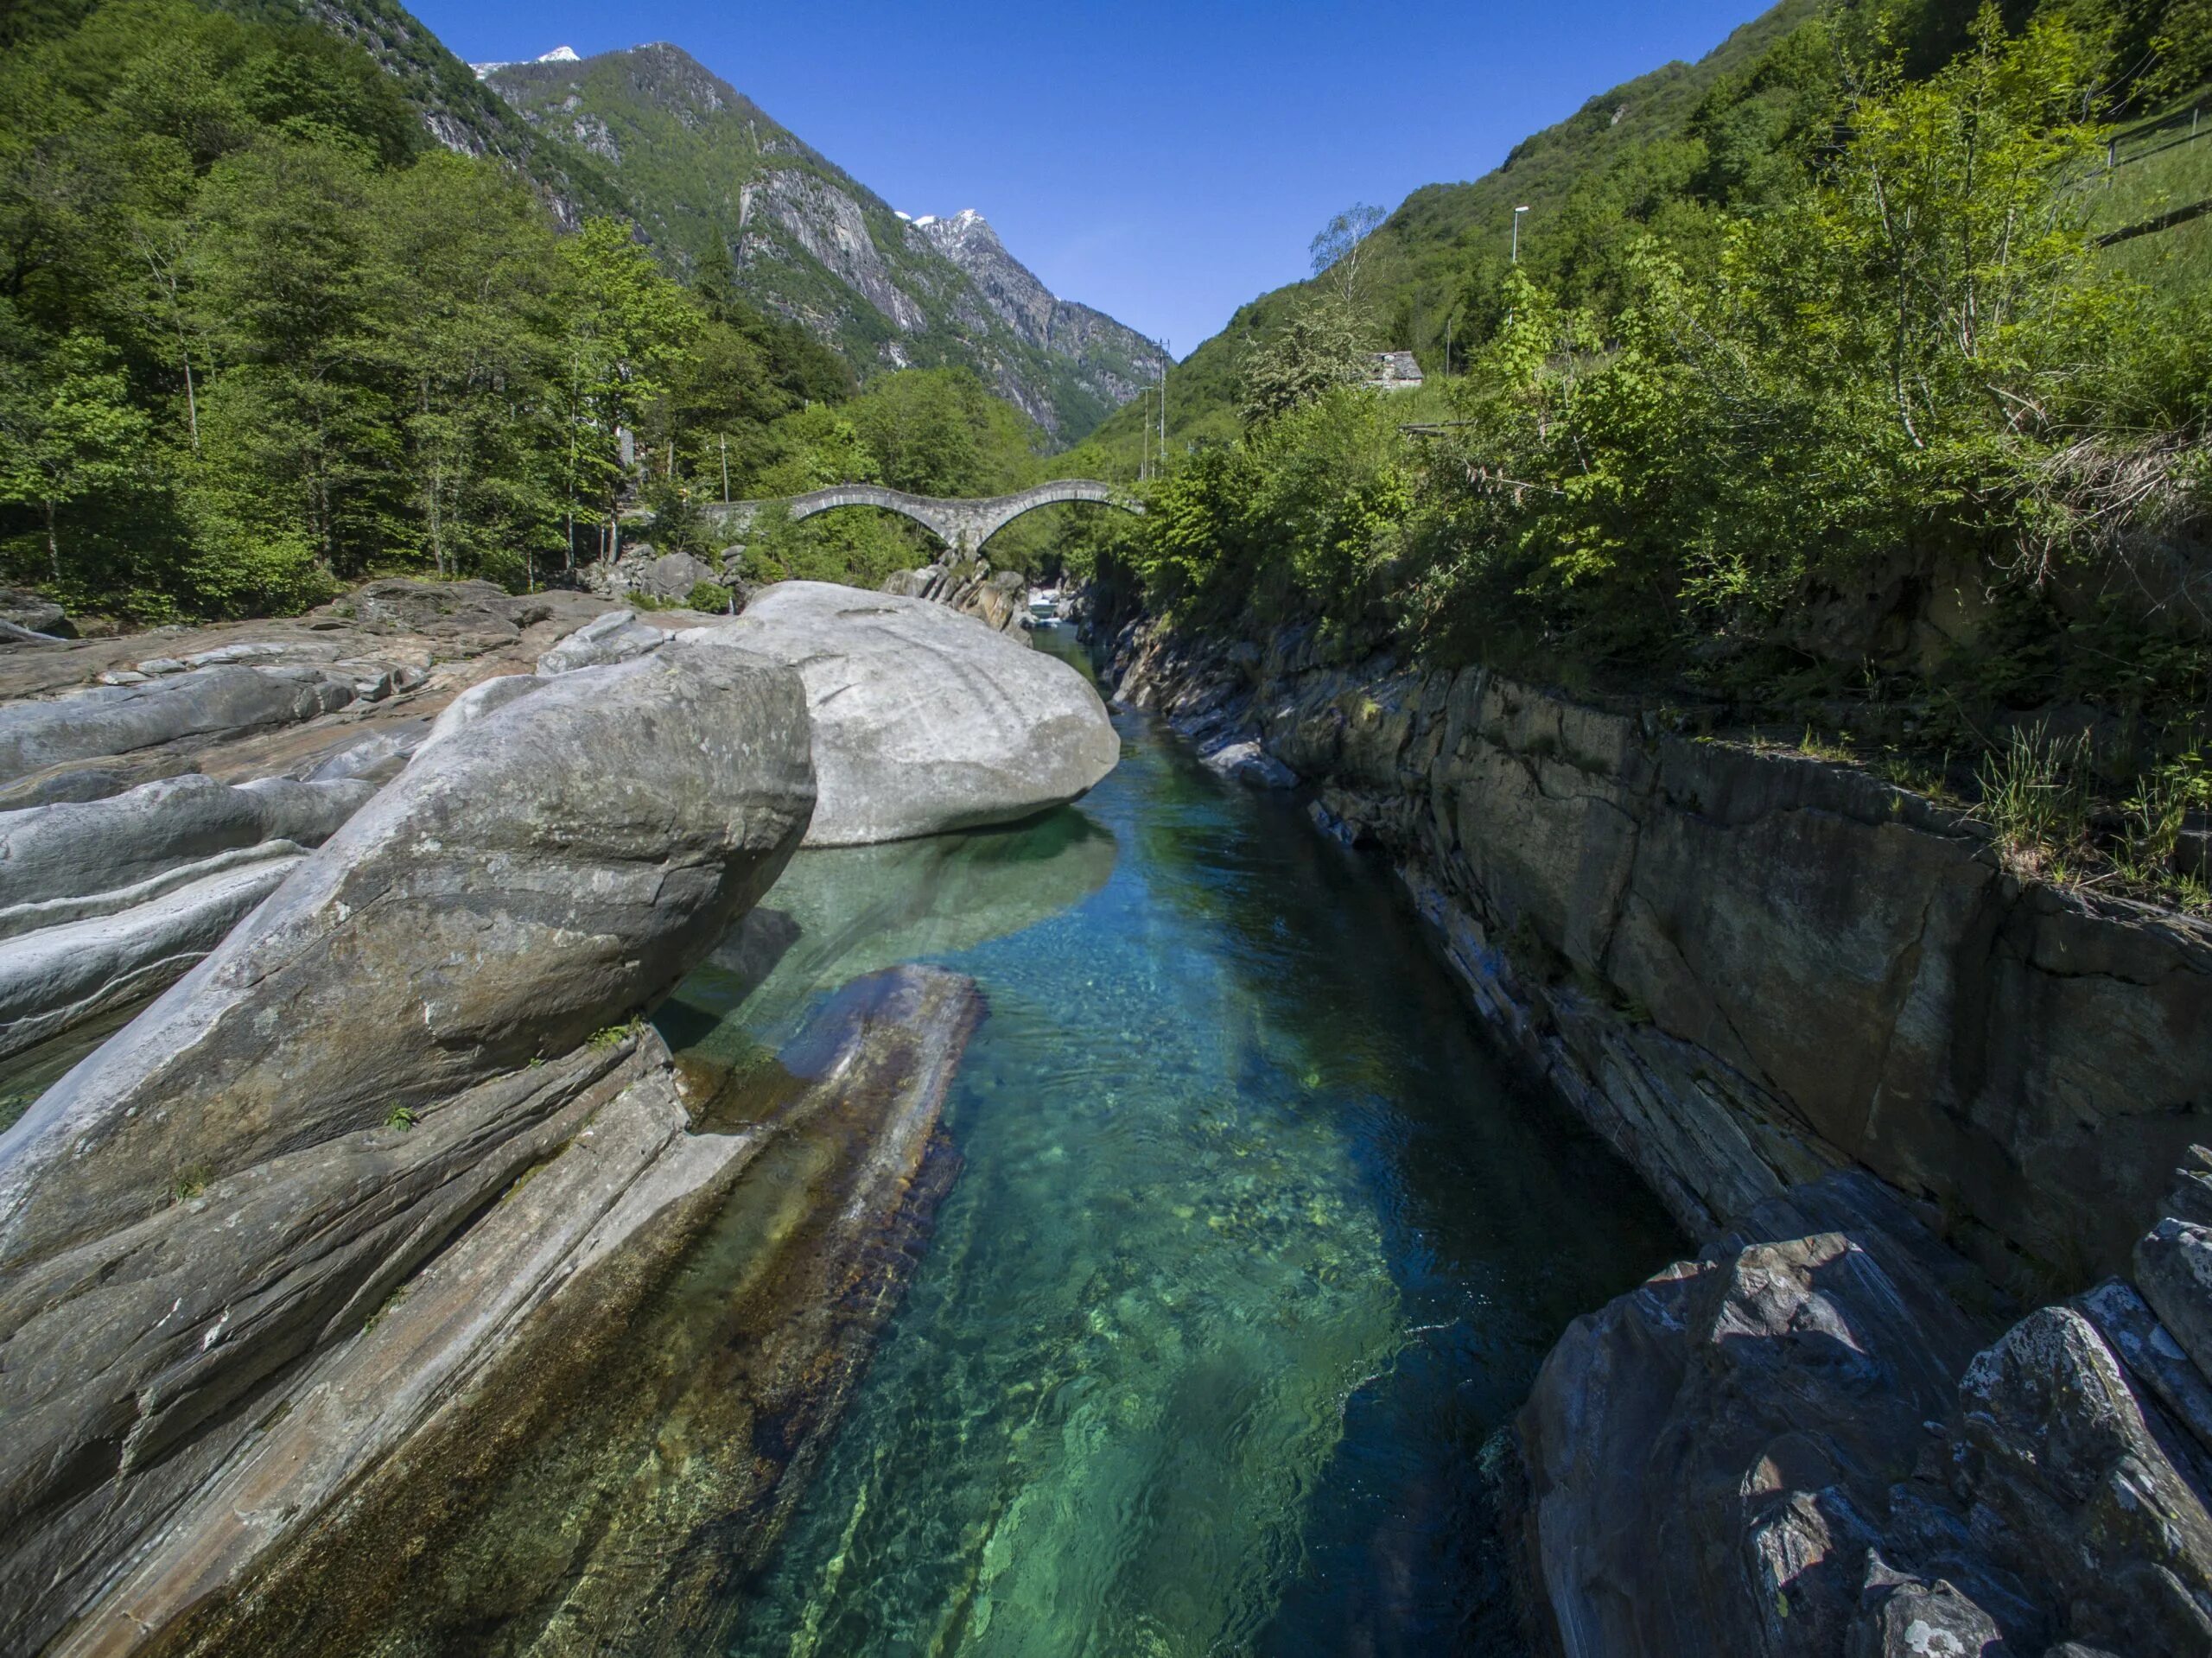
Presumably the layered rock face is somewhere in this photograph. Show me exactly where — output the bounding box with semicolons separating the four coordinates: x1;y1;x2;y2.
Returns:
1104;620;2210;1294
1097;614;2212;1656
0;773;374;1058
0;581;677;1057
723;582;1118;844
0;636;817;1655
1522;1172;2212;1655
144;965;982;1658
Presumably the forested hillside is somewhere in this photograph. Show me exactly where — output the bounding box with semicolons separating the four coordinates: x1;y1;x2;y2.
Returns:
1078;0;2209;465
1069;0;2212;903
0;0;1080;619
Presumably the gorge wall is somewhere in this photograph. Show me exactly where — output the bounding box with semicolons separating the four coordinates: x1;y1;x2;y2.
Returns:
1103;617;2212;1297
1095;610;2212;1655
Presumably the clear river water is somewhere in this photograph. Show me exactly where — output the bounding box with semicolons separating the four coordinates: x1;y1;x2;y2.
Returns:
651;631;1683;1657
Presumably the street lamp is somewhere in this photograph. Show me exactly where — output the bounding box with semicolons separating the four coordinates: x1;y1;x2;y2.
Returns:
1512;205;1529;264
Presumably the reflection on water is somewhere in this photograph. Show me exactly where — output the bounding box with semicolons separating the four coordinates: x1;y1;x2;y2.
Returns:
653;633;1683;1656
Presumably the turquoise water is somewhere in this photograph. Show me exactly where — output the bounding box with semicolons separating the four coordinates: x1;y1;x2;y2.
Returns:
652;632;1682;1656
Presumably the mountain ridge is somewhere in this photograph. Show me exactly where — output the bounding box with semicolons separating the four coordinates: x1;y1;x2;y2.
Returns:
470;38;1166;441
217;3;1163;442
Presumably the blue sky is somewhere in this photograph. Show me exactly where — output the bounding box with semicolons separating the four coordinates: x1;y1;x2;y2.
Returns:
411;1;1765;356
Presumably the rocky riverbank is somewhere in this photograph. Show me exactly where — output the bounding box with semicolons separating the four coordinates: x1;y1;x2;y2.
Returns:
1093;609;2212;1656
0;580;1116;1657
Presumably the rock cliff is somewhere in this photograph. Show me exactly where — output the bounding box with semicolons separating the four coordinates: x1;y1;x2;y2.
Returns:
1096;612;2212;1656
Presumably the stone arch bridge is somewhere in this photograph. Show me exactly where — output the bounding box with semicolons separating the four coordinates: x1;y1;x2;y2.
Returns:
702;480;1140;557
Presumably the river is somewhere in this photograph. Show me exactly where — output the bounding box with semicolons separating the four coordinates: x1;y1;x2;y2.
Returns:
668;630;1681;1655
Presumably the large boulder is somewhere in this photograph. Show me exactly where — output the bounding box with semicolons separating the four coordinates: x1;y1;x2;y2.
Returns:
713;581;1116;845
0;634;815;1268
642;549;721;601
0;635;813;1652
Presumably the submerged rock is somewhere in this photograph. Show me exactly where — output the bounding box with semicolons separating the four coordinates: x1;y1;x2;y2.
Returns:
130;965;982;1658
715;581;1117;845
0;635;815;1653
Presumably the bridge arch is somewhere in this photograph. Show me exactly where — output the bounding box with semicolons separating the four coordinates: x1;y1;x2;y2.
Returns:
713;480;1141;556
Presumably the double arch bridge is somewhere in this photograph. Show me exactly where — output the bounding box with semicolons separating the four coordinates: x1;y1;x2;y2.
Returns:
702;479;1141;558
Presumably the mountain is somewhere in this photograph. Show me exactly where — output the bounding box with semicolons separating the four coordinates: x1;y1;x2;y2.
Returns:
913;209;1163;405
213;5;1162;441
475;42;1166;441
211;0;628;226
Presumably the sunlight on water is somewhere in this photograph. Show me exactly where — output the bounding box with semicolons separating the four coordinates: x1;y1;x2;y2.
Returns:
651;633;1682;1657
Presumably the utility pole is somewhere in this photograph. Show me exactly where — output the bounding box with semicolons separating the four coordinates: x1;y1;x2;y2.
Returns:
1512;205;1529;264
720;433;730;503
1445;315;1452;378
1159;340;1168;471
1138;387;1150;481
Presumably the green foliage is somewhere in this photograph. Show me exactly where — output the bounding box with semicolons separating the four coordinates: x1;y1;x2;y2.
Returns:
1974;721;2094;875
0;0;882;619
1237;300;1372;427
384;1102;419;1131
585;1021;638;1051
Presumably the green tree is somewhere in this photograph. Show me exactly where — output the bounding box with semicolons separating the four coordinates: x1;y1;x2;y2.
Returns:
1237;301;1370;426
0;327;149;583
367;152;563;582
553;218;697;564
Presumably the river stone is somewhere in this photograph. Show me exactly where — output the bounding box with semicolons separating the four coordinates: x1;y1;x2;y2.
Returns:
0;634;816;1272
0;772;371;920
420;671;544;749
300;721;429;785
642;549;719;600
708;581;1118;845
1955;1305;2212;1653
0;664;355;785
0;589;68;638
0;850;304;1059
536;608;668;676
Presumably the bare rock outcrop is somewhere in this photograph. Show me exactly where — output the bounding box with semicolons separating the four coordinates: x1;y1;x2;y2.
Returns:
0;774;375;1057
1521;1171;2212;1657
0;634;815;1655
881;556;1030;633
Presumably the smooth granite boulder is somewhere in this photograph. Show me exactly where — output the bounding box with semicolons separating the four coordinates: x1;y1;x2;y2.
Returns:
711;581;1117;845
0;665;355;785
536;608;670;676
0;774;380;1057
0;637;812;1653
0;634;815;1271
